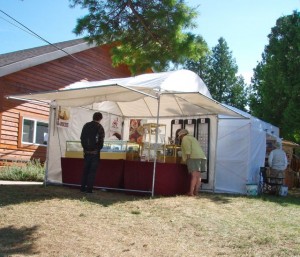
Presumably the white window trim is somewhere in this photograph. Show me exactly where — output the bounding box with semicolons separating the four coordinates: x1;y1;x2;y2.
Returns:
22;117;48;146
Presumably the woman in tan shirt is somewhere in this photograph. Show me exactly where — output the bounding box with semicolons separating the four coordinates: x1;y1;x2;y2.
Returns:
178;129;207;196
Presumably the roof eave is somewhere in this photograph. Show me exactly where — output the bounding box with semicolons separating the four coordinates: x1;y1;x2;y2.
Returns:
0;41;97;77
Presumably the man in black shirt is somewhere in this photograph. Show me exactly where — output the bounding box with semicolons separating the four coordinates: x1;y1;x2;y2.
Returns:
80;112;105;193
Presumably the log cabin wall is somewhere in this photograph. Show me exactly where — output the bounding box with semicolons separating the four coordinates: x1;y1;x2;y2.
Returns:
0;42;133;165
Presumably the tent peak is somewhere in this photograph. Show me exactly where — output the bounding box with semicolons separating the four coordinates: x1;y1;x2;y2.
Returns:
66;69;212;98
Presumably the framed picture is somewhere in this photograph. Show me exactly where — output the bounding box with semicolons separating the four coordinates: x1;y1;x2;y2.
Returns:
184;119;196;137
197;118;210;183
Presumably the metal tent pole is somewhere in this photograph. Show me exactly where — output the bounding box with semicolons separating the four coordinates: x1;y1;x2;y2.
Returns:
151;92;161;197
44;102;56;186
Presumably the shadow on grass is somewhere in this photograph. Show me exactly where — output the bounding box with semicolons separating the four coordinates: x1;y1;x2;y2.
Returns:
197;189;300;206
0;225;39;257
197;192;234;204
1;184;299;208
0;184;150;208
257;189;300;206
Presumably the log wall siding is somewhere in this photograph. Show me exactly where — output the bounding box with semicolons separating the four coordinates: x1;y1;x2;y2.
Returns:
0;45;132;164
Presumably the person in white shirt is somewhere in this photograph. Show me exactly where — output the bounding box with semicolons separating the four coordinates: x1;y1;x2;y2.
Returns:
268;141;288;184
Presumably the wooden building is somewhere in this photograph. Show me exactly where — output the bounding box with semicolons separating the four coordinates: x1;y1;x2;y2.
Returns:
282;140;300;188
0;39;133;165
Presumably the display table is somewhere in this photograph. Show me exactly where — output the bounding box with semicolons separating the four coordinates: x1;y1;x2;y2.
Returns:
61;158;190;196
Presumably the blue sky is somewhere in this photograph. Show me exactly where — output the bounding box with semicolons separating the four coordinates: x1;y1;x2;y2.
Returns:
0;0;299;83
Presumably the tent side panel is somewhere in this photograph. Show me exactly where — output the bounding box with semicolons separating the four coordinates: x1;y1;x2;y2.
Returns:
248;117;267;184
215;118;251;194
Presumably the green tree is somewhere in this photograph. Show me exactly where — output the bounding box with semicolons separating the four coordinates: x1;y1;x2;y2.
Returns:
184;51;210;81
185;37;249;111
228;75;249;111
249;11;300;142
69;0;207;74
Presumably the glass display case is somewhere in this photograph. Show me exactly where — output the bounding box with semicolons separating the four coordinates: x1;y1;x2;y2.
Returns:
102;140;127;152
65;140;128;159
141;123;166;162
126;142;141;161
65;141;84;158
102;140;127;160
65;130;180;163
165;144;182;163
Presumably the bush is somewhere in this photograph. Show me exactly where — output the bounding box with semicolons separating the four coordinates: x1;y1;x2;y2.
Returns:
0;159;45;182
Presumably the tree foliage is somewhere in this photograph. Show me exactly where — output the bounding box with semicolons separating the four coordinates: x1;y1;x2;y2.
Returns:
185;37;249;111
249;11;300;142
69;0;207;74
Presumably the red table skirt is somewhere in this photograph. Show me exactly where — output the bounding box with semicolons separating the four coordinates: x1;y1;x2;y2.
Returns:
61;158;124;188
123;160;189;196
61;158;190;196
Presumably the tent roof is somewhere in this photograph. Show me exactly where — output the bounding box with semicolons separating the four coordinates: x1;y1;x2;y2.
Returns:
7;69;245;118
65;69;212;96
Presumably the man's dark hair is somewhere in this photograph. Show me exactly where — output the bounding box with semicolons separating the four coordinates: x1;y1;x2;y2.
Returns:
93;112;103;121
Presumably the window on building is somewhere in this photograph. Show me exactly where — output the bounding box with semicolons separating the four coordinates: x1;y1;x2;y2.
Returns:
22;118;48;146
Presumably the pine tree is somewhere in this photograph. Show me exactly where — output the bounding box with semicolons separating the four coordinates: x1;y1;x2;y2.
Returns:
185;37;249;111
69;0;207;74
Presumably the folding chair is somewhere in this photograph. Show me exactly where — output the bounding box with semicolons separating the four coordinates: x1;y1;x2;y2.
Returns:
259;167;284;195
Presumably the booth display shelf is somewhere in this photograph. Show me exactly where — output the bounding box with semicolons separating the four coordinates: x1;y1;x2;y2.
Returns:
141;123;166;162
126;142;141;161
64;138;182;163
165;144;182;163
65;140;131;160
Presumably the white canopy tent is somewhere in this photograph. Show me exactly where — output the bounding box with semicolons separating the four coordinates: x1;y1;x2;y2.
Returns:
10;69;238;118
8;69;278;195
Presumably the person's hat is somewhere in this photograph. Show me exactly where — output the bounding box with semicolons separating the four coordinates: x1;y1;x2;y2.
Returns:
177;129;189;137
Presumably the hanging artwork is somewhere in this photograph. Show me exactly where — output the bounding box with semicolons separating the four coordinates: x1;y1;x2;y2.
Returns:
129;119;145;143
109;115;123;140
57;106;70;128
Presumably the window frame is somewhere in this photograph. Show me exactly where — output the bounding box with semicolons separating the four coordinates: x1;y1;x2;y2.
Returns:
18;115;49;148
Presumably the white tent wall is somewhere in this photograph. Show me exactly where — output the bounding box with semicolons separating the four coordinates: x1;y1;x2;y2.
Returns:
214;118;251;193
249;119;267;184
214;115;280;194
46;106;63;183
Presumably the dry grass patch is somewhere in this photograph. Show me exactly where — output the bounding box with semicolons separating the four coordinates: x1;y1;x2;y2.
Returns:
0;185;299;257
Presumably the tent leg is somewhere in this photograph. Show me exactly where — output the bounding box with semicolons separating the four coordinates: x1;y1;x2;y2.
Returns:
44;103;56;187
212;116;219;193
151;93;161;197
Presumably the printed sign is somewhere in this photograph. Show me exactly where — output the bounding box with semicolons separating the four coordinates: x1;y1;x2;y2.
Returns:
57;106;70;128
